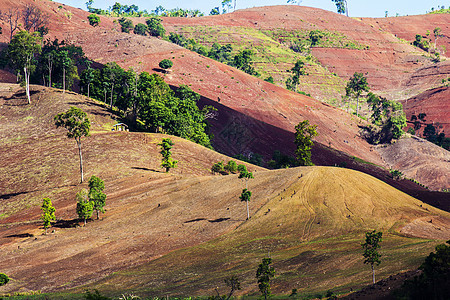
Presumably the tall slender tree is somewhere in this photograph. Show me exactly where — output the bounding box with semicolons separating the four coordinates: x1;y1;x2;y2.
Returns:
158;138;178;172
294;120;318;166
5;31;42;104
88;175;107;219
54;107;91;183
256;257;275;300
239;188;252;220
362;230;382;284
332;0;348;16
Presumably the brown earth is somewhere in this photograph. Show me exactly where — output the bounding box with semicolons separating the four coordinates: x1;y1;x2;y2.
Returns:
401;86;450;134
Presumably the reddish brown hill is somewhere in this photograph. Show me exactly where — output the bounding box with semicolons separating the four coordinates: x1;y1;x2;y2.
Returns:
401;86;450;134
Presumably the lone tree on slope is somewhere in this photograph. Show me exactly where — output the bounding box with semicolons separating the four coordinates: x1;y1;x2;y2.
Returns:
159;59;173;73
256;257;275;300
294;120;318;166
54;107;90;183
362;230;383;284
5;30;42;104
88;175;107;219
332;0;348;16
41;197;56;234
239;188;252;220
158;138;177;172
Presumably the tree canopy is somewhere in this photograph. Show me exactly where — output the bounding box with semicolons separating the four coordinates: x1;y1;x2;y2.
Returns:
88;175;107;220
256;257;275;300
294;120;318;166
158;138;177;172
41;197;56;234
54;107;90;183
346;72;369;117
361;230;382;284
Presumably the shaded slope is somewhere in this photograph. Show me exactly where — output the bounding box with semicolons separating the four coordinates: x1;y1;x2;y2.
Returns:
78;167;450;297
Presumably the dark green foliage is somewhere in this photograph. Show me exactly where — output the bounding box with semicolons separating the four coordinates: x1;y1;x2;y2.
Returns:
88;14;100;26
407;127;415;135
210;7;220;15
332;0;348;16
118;17;133;33
211;161;225;174
264;76;274;83
158;138;177;173
0;273;9;286
41;197;56;234
294;120;318;166
346;72;369;117
286;60;306;92
54;107;90;183
88;175;106;220
361;230;382;284
208;43;233;63
76;189;94;226
399;241;450;299
134;23;147;35
364;92;407;144
159;59;173;71
309;30;324;46
390;169;403;180
84;289;111;300
146;16;165;37
267;150;297;169
256;257;275;300
413;34;430;51
224;160;238;174
422;123;450;150
232;49;259;76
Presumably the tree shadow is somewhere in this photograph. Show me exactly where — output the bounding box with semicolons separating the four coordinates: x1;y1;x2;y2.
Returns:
0;191;29;201
208;217;231;223
132;167;163;173
53;219;81;228
5;233;34;238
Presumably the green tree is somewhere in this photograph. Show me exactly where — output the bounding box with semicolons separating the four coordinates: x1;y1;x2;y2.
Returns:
41;197;56;234
118;17;133;33
211;161;225;174
332;0;348;16
4;30;42;104
80;62;95;98
256;257;275;300
134;23;147;35
54;107;91;183
239;188;252;220
0;273;9;286
159;59;173;73
433;27;442;50
210;7;220;15
158;138;178;172
294;120;318;166
224;160;238;174
238;165;254;189
232;49;258;76
88;175;106;220
286;60;306;92
76;189;94;226
88;14;100;26
146;16;165;37
309;30;324;46
346;72;369;117
361;230;382;284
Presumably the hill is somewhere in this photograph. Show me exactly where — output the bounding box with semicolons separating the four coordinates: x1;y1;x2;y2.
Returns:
0;84;449;296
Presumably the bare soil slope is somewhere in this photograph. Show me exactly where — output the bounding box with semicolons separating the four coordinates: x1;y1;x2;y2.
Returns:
0;84;449;296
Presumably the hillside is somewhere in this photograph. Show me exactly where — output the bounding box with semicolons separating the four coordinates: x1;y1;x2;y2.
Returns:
0;84;449;296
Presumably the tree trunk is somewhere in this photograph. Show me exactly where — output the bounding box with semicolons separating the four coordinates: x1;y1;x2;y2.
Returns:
96;209;99;220
87;83;90;98
345;0;349;17
372;264;375;284
77;139;84;183
356;96;359;117
63;68;66;93
110;83;114;110
84;218;86;226
246;200;249;220
24;66;31;104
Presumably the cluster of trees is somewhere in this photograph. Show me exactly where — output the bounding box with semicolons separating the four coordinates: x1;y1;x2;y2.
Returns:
80;63;214;148
412;28;445;61
114;16;164;37
409;113;450;150
41;175;106;231
286;60;306;92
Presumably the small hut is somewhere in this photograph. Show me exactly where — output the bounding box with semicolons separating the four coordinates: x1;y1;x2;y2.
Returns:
111;123;129;131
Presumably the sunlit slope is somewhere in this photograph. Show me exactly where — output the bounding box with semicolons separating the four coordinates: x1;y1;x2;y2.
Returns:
79;167;450;297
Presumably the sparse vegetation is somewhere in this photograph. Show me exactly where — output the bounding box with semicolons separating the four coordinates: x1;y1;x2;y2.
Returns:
256;257;275;300
87;14;100;27
0;273;9;286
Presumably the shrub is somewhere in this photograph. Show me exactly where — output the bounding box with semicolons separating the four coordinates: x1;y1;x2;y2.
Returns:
88;14;100;27
0;273;9;286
